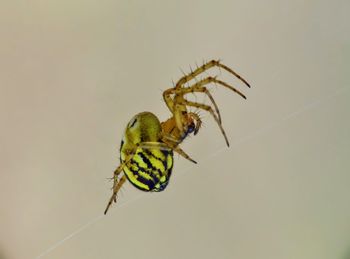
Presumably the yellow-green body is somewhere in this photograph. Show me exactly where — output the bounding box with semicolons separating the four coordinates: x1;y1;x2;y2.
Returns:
104;60;250;215
120;112;173;192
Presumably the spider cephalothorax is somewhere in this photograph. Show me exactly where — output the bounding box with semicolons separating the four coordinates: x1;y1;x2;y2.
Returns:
104;60;250;214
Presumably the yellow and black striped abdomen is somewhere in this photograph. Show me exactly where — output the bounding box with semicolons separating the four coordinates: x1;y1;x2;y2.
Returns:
122;147;173;192
119;112;174;192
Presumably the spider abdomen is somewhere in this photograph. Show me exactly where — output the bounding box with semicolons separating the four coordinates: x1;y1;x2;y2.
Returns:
122;147;173;192
120;112;174;192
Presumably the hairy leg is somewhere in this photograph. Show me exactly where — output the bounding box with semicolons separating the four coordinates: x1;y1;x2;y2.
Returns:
176;60;251;89
104;147;139;214
177;99;230;147
104;175;127;214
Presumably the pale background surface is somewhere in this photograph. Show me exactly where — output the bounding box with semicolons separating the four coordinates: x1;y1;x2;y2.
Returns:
1;1;349;259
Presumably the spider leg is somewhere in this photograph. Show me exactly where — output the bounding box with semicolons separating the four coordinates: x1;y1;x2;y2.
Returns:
169;75;247;125
217;61;251;88
163;87;221;132
177;76;246;99
172;85;221;124
172;145;197;164
104;175;126;215
176;59;251;89
207;76;247;99
137;141;172;151
104;147;139;214
178;99;230;147
163;88;175;113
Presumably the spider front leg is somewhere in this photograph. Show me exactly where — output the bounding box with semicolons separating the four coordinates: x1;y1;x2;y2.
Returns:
177;99;230;147
164;84;222;123
167;74;248;146
164;75;247;133
163;88;220;134
176;59;251;89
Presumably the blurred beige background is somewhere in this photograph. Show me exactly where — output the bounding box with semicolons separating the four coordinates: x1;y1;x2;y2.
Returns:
1;0;350;259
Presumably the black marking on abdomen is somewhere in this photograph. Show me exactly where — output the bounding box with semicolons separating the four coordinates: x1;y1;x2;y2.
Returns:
127;161;157;191
143;149;169;173
138;152;155;170
129;118;137;128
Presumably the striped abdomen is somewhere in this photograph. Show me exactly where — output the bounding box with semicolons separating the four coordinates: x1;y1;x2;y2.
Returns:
121;146;173;192
120;112;174;192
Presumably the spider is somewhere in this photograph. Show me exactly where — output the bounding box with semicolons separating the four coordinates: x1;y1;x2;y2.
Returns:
104;60;250;214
